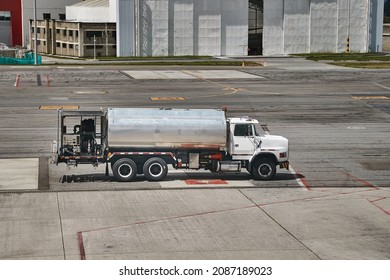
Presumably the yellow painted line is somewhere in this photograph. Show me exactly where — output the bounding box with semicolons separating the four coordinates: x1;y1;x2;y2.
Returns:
150;97;186;101
39;105;80;110
352;96;389;100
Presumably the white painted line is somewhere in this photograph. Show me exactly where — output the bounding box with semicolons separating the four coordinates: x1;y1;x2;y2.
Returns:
122;70;262;80
123;70;196;80
262;129;308;190
186;70;261;79
160;180;253;189
287;165;308;190
373;82;390;91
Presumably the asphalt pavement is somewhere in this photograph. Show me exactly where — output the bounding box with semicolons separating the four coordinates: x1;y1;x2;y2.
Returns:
0;56;389;260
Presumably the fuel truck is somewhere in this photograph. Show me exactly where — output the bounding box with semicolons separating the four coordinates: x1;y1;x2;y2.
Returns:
52;108;289;181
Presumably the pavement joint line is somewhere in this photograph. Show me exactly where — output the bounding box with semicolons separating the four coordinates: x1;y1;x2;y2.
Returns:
76;203;260;259
373;82;390;91
236;188;322;260
256;188;378;208
74;187;382;259
56;193;67;260
79;204;258;234
366;198;390;216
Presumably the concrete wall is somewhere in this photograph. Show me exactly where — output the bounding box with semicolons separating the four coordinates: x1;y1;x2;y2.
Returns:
263;0;384;55
116;0;248;57
66;3;112;22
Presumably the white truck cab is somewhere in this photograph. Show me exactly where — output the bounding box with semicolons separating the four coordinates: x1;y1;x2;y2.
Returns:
227;117;289;180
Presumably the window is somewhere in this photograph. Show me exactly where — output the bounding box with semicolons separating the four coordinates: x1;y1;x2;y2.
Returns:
86;31;102;38
37;27;41;34
69;44;74;49
86;45;103;49
69;30;73;37
43;13;51;20
59;14;66;20
0;11;11;21
63;30;66;36
62;43;67;48
234;124;253;137
76;31;79;37
112;31;117;38
56;29;60;34
56;43;60;48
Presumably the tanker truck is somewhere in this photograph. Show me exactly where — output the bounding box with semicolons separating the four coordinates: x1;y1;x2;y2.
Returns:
52;108;289;181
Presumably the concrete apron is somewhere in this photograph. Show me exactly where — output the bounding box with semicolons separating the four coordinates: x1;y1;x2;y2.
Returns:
0;158;48;191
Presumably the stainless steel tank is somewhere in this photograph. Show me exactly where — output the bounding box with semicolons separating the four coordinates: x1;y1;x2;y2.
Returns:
107;108;227;150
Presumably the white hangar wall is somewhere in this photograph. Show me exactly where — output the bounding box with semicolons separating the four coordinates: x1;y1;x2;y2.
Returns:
263;0;384;55
66;0;113;22
116;0;248;57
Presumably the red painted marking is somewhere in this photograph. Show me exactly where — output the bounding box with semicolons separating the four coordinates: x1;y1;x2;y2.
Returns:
77;232;86;260
185;179;228;185
340;171;378;189
367;198;390;216
298;173;311;190
185;180;208;185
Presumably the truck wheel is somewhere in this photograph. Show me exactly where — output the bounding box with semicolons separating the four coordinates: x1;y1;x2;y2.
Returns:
112;158;137;182
252;158;276;180
143;157;168;181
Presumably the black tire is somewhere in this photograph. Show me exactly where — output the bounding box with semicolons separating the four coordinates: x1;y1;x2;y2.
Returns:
143;157;168;181
252;158;276;180
112;158;137;182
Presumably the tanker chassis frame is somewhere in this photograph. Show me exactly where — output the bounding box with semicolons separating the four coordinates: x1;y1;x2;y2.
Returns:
52;108;289;181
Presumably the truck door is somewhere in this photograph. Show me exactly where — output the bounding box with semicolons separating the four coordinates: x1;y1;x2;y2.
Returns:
231;124;256;155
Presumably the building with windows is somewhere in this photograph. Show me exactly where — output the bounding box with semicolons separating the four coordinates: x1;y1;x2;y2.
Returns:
0;0;81;47
30;19;116;57
26;0;385;57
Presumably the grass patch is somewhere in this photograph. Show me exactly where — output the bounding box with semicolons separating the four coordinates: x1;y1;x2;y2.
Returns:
91;55;212;61
294;52;390;61
330;62;390;69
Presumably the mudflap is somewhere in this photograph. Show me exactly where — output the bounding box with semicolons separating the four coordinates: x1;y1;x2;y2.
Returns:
280;161;289;170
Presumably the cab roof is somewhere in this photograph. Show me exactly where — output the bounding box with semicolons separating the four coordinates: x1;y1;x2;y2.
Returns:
227;117;259;124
